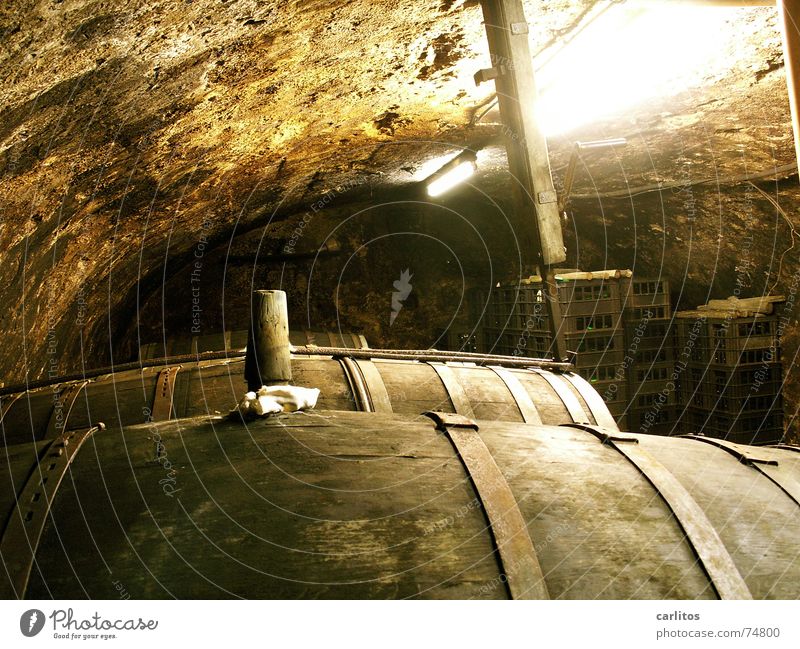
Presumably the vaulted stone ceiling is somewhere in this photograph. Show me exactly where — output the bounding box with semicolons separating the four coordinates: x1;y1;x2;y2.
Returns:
1;0;797;421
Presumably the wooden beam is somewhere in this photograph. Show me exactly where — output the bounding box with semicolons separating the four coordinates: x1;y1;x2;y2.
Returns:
479;0;565;268
244;290;292;390
779;0;800;174
479;0;569;361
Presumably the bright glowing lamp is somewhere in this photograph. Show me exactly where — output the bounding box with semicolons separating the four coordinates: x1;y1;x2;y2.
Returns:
425;151;478;197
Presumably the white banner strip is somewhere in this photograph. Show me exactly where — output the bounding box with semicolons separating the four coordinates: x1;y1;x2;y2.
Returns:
1;600;797;648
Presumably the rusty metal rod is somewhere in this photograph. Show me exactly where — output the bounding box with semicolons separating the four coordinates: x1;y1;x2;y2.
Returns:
0;347;573;398
290;346;574;371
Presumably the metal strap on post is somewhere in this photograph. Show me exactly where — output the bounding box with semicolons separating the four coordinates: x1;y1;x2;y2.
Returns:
45;381;88;439
424;411;549;600
429;363;475;419
353;360;392;413
530;368;590;424
682;435;800;509
561;371;618;430
489;366;542;424
338;357;371;412
151;367;180;422
565;424;752;600
0;423;105;599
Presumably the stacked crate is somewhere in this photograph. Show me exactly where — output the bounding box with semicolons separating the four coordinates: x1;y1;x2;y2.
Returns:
674;296;785;445
476;270;630;425
559;274;628;425
620;277;675;434
479;283;551;357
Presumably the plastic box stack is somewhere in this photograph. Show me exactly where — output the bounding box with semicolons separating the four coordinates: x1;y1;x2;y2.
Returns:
674;296;785;445
476;270;630;426
619;277;675;434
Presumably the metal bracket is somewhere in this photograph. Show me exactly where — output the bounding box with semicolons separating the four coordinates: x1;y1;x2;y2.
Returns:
680;435;778;466
151;366;180;422
423;410;479;431
510;21;528;34
537;190;558;205
0;423;104;599
565;423;637;445
474;65;505;86
424;411;549;600
563;423;752;600
682;436;800;509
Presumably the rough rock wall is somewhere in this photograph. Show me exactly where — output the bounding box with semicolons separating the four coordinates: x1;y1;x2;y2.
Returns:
1;1;798;442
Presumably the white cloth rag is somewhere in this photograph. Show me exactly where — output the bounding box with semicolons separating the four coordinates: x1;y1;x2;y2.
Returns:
237;385;320;417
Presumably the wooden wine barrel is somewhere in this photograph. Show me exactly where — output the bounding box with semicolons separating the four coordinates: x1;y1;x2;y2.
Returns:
0;353;616;448
138;329;369;360
1;410;798;599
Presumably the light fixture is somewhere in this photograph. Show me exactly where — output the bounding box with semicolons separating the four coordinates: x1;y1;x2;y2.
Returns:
425;150;478;197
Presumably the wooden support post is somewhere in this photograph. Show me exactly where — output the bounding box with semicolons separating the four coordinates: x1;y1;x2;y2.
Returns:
479;0;568;361
244;290;292;391
778;0;800;175
479;0;566;269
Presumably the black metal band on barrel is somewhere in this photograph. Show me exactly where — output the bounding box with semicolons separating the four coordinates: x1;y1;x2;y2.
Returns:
768;444;800;453
530;369;590;425
424;411;549;600
488;366;542;424
682;435;800;509
561;372;618;429
338;357;372;412
566;424;753;600
0;423;104;599
353;360;392;413
429;363;475;419
45;381;88;439
151;367;180;422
